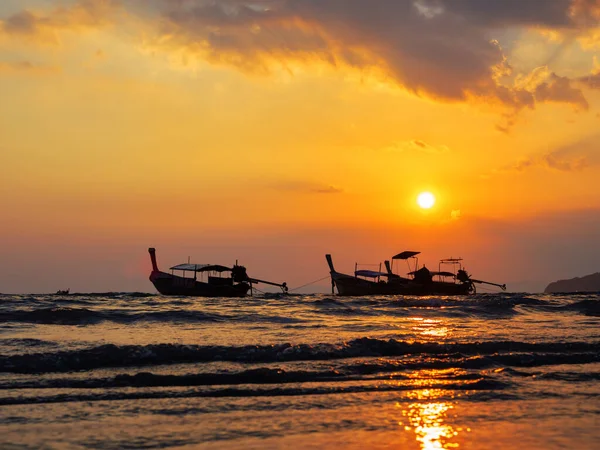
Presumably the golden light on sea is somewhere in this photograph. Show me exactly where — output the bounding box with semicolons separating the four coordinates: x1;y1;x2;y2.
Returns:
398;389;462;450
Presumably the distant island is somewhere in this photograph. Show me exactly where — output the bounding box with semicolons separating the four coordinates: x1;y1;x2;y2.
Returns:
544;272;600;293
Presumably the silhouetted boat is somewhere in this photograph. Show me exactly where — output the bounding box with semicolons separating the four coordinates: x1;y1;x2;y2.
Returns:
55;289;70;295
326;251;505;296
149;248;287;297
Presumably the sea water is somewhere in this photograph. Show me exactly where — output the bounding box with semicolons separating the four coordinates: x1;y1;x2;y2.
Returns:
0;293;598;449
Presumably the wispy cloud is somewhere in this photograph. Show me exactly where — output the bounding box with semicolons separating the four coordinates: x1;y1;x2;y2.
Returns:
384;139;450;155
508;153;588;173
271;179;344;194
0;0;120;45
493;135;600;175
0;60;59;75
313;185;343;194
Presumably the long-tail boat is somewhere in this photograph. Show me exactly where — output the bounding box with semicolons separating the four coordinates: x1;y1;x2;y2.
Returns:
326;251;505;296
149;248;287;297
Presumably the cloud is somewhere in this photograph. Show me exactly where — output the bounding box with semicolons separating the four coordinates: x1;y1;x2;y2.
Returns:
579;72;600;88
506;153;587;173
313;185;343;194
271;179;344;194
384;139;450;155
496;135;600;174
138;0;600;112
0;60;59;75
450;209;461;220
576;56;600;88
534;72;589;110
1;0;599;121
0;0;120;44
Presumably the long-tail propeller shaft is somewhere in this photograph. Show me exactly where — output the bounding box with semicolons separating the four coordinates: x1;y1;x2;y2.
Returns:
471;279;507;291
457;269;506;291
249;277;288;293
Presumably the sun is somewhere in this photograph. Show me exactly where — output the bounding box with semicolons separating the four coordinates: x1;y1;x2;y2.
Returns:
417;192;435;209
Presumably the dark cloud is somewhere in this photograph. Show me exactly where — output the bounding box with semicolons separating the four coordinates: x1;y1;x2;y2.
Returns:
154;0;505;101
2;10;39;35
0;0;120;43
2;0;598;116
578;72;600;89
141;0;597;113
535;72;589;109
436;0;575;28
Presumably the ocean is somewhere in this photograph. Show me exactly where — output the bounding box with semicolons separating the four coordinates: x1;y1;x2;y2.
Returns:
0;292;598;449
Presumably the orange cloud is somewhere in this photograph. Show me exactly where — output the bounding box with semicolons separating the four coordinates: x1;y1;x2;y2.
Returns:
270;179;344;194
313;185;343;194
577;56;600;88
1;0;598;118
136;0;598;119
0;0;119;45
496;136;600;174
534;72;589;110
384;140;450;155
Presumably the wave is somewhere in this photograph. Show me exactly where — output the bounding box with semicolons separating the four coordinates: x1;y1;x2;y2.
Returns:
559;299;600;316
0;366;502;390
331;295;549;315
313;298;346;306
0;338;55;347
1;337;598;374
0;307;312;325
0;307;228;325
55;292;155;298
0;377;508;406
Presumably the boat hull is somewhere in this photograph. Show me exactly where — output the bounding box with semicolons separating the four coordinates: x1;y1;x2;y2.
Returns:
331;272;471;296
150;271;250;297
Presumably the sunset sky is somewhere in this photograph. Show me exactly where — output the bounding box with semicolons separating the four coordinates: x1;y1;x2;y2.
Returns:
1;0;600;293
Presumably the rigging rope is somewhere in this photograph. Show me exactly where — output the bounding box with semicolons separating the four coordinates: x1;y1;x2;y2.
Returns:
251;286;267;295
288;275;331;293
249;275;330;296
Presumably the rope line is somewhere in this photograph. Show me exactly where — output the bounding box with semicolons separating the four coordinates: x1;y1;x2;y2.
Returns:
251;286;267;295
288;275;331;293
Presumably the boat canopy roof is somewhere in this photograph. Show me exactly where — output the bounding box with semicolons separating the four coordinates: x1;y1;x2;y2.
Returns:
355;270;388;278
392;251;420;260
170;264;232;272
432;271;456;277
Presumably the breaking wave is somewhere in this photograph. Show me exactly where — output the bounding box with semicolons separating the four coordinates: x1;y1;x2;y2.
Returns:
1;337;597;374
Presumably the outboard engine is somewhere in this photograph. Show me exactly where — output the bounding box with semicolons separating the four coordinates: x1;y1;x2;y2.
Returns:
456;269;471;284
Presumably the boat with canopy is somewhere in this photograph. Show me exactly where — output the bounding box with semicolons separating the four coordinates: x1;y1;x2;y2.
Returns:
326;251;506;296
148;248;287;297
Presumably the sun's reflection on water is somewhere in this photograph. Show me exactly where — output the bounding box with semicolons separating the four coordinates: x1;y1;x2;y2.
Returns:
410;318;451;339
397;389;465;450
